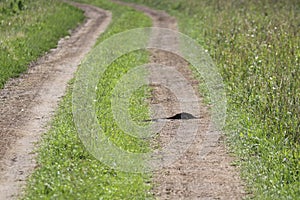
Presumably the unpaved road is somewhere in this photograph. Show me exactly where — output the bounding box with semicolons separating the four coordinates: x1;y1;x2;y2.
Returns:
0;2;111;199
114;1;246;199
0;0;245;199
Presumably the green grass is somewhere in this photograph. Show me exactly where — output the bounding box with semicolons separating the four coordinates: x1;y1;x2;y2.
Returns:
0;0;84;88
121;0;300;199
23;0;153;199
96;53;152;153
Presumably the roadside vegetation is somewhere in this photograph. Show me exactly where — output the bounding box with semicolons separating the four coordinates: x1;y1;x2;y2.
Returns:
0;0;84;88
23;0;153;199
122;0;300;198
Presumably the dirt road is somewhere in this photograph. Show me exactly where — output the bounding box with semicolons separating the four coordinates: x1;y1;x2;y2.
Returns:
0;2;111;199
114;1;246;199
0;0;245;199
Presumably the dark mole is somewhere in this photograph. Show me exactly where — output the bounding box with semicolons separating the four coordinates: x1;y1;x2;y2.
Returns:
142;112;198;122
166;112;197;120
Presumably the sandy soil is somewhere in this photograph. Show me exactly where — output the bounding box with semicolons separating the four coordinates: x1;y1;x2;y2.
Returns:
0;2;111;199
114;1;246;199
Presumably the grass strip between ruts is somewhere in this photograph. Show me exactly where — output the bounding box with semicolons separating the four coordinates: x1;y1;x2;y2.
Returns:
23;0;153;199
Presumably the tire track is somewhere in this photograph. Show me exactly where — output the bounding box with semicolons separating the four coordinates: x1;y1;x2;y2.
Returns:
0;2;111;199
113;1;246;199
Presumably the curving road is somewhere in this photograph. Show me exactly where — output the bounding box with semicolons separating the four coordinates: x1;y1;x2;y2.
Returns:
0;2;111;199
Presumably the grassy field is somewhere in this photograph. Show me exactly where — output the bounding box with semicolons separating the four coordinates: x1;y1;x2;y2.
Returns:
23;0;153;199
122;0;300;198
0;0;84;88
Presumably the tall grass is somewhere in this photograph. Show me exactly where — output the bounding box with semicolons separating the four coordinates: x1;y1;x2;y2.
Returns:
0;0;84;88
122;0;300;198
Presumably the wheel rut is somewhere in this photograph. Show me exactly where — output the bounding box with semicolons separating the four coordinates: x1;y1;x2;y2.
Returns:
0;2;111;199
113;1;246;199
